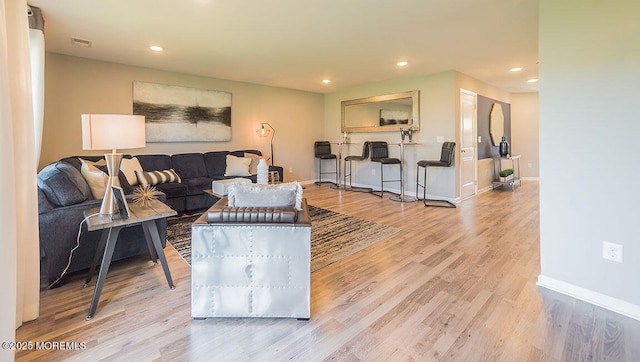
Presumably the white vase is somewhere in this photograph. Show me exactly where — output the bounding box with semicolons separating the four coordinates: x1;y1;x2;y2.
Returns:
257;158;268;184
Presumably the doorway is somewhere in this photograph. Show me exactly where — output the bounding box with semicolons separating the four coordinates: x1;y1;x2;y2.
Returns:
460;89;477;199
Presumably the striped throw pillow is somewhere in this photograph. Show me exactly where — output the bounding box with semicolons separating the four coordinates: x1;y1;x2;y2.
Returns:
135;169;182;187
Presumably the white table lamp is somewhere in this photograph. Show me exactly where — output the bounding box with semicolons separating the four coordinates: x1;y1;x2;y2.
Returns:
82;114;146;215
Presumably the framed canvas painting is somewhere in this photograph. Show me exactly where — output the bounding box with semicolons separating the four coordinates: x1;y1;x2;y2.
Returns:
133;81;231;142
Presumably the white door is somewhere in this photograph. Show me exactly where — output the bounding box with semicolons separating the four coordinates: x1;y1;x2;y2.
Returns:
460;90;477;199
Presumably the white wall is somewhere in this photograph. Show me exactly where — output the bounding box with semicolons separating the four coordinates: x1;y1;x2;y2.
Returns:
511;92;539;179
324;71;457;199
41;53;325;183
538;1;640;318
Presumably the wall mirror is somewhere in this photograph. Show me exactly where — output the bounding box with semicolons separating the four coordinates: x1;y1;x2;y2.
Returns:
341;90;420;133
489;102;504;146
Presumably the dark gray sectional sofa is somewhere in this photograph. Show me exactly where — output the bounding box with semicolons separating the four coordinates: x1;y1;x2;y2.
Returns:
37;150;282;288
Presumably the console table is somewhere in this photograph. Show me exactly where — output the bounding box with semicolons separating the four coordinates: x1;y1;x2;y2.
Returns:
492;154;522;191
83;199;177;320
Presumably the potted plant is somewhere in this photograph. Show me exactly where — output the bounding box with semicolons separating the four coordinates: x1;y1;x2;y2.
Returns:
499;168;514;182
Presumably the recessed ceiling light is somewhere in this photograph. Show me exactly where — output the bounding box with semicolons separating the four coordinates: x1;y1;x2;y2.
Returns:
397;61;408;67
510;67;523;72
149;45;164;52
322;79;331;84
527;78;539;83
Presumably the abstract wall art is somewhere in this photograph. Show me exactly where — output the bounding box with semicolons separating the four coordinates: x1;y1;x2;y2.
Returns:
133;81;232;142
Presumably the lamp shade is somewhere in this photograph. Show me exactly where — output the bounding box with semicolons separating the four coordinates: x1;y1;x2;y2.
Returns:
82;114;146;150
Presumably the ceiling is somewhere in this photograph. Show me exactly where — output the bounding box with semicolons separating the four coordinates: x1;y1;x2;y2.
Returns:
28;0;539;94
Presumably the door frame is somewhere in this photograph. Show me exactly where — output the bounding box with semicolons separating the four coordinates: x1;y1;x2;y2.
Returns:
459;89;478;199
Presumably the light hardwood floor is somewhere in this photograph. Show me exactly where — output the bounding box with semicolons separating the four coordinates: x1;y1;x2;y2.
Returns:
16;181;640;361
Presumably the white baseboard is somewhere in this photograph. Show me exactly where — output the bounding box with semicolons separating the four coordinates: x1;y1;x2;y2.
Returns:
537;275;640;321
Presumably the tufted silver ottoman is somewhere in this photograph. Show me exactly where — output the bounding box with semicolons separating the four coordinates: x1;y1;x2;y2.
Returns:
190;198;311;319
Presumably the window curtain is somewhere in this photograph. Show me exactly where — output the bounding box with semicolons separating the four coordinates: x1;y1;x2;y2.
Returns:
0;1;41;359
28;4;44;164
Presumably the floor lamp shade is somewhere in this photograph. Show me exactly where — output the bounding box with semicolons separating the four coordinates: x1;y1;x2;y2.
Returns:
81;114;146;214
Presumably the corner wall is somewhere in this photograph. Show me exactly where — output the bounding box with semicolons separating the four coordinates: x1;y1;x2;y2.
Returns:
538;1;640;319
511;92;539;179
40;53;324;183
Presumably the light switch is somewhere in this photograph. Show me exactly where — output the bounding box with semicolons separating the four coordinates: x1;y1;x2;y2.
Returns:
478;135;482;143
436;136;445;143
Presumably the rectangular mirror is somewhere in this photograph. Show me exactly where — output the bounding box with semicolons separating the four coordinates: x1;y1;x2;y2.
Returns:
341;90;420;133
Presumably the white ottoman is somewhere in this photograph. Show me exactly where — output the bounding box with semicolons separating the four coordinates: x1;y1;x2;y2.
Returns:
211;178;252;196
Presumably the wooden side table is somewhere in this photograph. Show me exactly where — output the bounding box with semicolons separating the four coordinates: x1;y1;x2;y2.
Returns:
83;199;177;320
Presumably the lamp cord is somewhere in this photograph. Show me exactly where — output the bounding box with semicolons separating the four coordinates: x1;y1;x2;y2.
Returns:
47;213;102;289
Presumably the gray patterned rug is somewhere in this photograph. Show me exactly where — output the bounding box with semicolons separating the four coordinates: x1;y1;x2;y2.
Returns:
166;205;399;272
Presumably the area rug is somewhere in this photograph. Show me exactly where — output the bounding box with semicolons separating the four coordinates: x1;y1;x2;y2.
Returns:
166;205;399;272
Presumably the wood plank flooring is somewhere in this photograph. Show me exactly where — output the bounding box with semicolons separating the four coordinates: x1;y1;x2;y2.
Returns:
16;181;640;361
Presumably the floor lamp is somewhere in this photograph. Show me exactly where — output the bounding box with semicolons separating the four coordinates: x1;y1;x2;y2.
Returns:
82;114;146;215
257;122;275;166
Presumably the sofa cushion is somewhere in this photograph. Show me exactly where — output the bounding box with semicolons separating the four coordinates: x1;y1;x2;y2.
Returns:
60;156;103;172
182;177;214;196
227;182;303;210
224;155;251;177
37;161;92;206
171;153;208;179
231;149;261;158
136;154;173;172
203;151;229;178
153;182;188;199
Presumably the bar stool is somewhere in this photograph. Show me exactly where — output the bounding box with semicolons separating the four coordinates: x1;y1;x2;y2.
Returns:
369;141;401;198
314;141;337;186
416;141;456;208
343;141;371;192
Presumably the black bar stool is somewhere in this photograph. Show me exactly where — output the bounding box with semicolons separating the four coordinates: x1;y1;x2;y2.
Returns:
314;141;337;186
369;141;401;198
416;141;456;208
343;141;371;192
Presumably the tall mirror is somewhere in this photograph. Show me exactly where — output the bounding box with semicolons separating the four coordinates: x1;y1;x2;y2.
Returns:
341;90;420;133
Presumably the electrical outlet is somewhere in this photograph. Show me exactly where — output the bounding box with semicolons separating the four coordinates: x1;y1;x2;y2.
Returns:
603;241;623;263
528;163;533;169
288;167;293;173
371;169;376;175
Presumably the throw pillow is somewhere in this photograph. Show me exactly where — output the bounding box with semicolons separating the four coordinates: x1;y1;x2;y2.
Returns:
37;161;92;206
227;181;303;210
120;157;143;186
79;158;106;167
135;169;181;187
80;159;108;199
95;165;133;195
244;152;269;175
224;155;251;177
